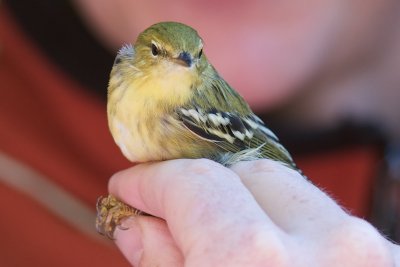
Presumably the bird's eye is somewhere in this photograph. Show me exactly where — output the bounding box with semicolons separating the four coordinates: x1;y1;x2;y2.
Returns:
198;49;203;58
151;44;159;56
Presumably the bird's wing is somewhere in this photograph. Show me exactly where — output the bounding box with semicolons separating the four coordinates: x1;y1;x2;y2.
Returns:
176;66;298;169
177;107;296;168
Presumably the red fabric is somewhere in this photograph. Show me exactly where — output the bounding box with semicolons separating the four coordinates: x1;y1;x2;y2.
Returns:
298;146;380;218
0;6;381;266
0;7;130;267
0;8;130;204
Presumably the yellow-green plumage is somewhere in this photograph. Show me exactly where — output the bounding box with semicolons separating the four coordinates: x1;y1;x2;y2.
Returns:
107;21;297;170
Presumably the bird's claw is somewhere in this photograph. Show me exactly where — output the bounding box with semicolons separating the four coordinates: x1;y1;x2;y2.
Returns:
95;194;143;239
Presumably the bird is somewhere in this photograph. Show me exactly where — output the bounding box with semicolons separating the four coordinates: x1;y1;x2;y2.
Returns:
96;21;299;239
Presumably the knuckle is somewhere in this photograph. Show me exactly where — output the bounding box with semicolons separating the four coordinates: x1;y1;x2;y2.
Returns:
326;218;393;266
170;158;238;211
182;158;230;179
240;224;290;267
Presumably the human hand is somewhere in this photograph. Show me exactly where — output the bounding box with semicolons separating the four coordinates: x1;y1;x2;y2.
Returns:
109;159;399;266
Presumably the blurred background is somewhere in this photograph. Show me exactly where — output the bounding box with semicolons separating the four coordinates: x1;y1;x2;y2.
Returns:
1;0;399;266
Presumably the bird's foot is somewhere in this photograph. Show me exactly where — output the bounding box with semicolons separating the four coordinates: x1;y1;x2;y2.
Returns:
95;194;143;239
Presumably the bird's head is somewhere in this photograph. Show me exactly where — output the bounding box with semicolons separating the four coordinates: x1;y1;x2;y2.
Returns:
136;21;204;68
109;22;210;108
114;22;206;76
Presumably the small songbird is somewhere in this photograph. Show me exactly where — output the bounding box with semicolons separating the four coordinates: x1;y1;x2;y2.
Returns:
96;22;299;239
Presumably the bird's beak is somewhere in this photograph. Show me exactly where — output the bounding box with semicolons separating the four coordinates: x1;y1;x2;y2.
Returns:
173;52;193;67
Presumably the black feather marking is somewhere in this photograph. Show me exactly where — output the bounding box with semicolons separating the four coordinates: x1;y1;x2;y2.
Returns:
224;113;246;133
177;107;297;170
182;120;225;142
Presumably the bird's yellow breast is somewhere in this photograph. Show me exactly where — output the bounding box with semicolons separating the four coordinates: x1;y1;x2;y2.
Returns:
107;61;197;162
143;60;197;106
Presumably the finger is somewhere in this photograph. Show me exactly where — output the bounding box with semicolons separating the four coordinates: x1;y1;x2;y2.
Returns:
230;159;348;234
114;216;183;267
113;217;142;265
109;159;286;265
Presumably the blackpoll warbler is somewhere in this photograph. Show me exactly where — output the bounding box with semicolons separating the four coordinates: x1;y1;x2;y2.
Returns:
96;22;299;239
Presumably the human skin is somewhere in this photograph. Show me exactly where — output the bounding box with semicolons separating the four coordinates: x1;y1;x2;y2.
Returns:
74;0;400;138
109;159;399;266
74;0;337;108
70;0;400;265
